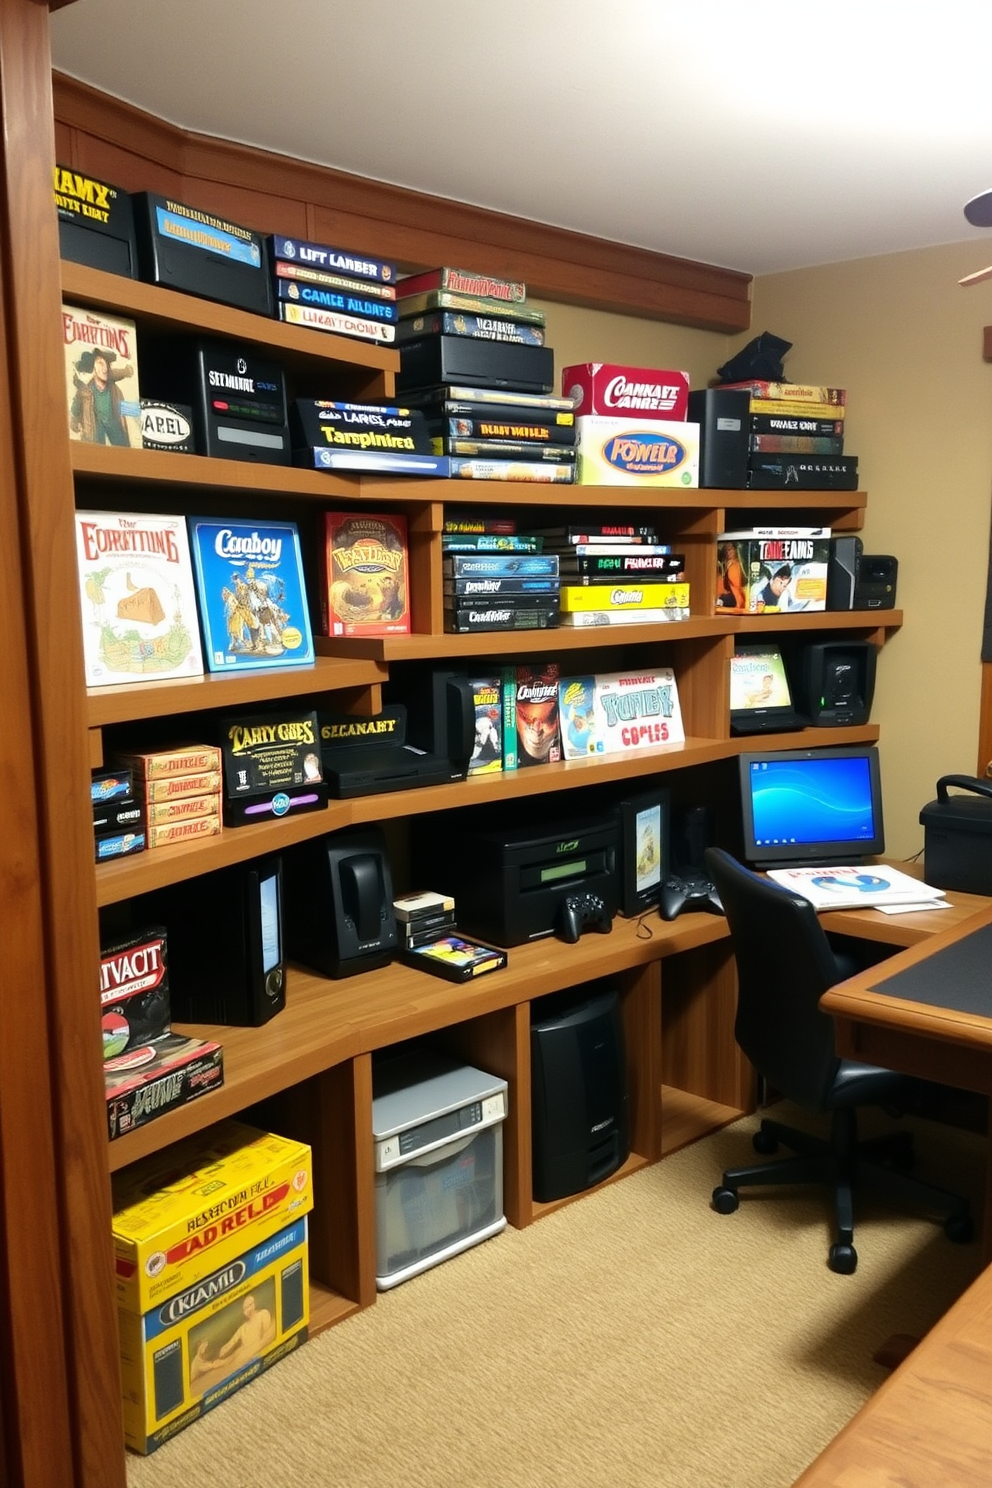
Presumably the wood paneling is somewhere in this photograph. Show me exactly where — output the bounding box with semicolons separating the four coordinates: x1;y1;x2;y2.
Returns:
50;73;752;334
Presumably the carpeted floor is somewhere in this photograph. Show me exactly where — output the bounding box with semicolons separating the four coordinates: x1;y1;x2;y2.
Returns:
125;1104;986;1488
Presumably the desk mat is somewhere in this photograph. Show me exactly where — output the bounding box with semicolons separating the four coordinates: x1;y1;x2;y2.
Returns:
871;922;992;1015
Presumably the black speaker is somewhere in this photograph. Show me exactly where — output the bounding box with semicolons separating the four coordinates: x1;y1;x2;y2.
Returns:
794;641;877;727
826;536;863;610
853;554;898;610
530;986;629;1202
687;388;750;488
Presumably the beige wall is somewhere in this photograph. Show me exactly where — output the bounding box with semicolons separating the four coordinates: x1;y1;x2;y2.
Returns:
538;239;992;859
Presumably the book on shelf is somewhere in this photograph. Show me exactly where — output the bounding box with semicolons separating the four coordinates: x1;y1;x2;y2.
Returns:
441;534;544;553
765;864;946;911
443;512;518;536
396;266;527;303
559;606;689;627
560;581;690;613
717;380;846;406
397;311;545;345
74;510;205;687
433;437;574;463
746;398;847;421
63;301;142;449
320;511;410;638
187;515;315;671
558;552;684;581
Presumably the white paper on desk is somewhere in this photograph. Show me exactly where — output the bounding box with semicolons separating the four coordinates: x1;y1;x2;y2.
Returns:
875;898;952;915
765;863;947;911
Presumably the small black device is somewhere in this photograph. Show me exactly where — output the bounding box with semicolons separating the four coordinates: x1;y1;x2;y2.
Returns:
415;810;619;947
318;704;461;798
853;554;898;610
283;827;398;978
729;641;808;735
132;856;284;1027
659;804;723;920
687;387;750;488
659;875;723;920
397;334;554;395
390;666;485;775
55;163;138;278
613;787;670;916
739;745;885;870
144;337;291;465
826;536;864;610
793;640;876;727
555;893;613;944
132;191;273;316
919;775;992;895
530;986;629;1202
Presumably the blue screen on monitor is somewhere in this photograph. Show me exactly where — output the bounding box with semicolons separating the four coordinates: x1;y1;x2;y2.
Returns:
740;747;884;866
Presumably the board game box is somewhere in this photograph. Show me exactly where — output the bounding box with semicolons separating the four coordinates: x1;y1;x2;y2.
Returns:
589;670;684;754
74;510;205;687
321;511;410;637
715;529;831;613
513;663;562;767
188;517;314;671
63;301;142;448
104;1033;224;1141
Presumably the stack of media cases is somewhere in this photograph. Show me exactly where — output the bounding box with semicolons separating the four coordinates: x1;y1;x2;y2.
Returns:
393;266;576;483
441;516;560;634
716;378;858;490
528;523;689;628
268;232;400;347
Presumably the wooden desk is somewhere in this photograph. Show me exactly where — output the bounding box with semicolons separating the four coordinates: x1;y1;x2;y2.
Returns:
821;904;992;1262
793;1258;992;1487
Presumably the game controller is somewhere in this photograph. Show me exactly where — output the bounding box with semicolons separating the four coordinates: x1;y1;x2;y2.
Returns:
556;892;614;944
658;875;724;921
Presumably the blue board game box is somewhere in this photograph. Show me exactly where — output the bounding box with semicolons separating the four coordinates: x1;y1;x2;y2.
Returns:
187;517;315;673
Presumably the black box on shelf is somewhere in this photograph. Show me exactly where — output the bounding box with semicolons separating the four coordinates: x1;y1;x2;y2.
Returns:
55;163;138;278
141;337;290;464
132;191;273;316
397;334;554;394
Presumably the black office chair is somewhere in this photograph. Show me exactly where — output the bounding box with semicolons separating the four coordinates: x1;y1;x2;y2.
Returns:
704;847;973;1273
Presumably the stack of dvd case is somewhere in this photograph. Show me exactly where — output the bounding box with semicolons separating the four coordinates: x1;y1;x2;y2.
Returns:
268;232;400;347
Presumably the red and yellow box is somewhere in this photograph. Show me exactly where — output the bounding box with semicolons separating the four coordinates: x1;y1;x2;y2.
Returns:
562;362;690;421
111;1118;312;1315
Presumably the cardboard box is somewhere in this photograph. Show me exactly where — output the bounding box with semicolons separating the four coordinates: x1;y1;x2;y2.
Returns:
118;1216;309;1453
111;1119;313;1315
574;416;699;487
562;363;690;421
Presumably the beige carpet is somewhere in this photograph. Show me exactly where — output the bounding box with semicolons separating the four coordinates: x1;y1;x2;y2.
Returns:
126;1105;986;1488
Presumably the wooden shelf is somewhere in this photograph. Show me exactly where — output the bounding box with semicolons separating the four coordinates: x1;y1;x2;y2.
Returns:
660;1085;744;1156
107;909;731;1173
87;655;387;727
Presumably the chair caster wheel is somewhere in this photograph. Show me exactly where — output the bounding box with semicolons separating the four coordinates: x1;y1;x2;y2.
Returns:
828;1243;858;1275
945;1213;973;1245
752;1128;778;1155
712;1186;739;1214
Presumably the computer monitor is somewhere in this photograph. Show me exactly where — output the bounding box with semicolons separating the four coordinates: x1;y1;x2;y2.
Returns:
739;745;885;869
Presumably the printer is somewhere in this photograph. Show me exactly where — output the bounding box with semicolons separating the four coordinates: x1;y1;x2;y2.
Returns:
919;774;992;895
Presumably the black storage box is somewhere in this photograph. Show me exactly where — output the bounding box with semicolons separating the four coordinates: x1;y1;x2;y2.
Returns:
397;334;554;394
919;774;992;894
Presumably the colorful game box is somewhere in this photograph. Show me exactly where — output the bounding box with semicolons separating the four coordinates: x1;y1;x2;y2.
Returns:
574;416;699;487
321;511;410;637
104;1033;224;1141
188;516;315;671
561;362;690;421
62;301;142;447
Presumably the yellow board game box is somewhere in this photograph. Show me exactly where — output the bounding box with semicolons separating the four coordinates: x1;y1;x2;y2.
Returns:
111;1119;312;1315
574;415;699;487
119;1215;309;1453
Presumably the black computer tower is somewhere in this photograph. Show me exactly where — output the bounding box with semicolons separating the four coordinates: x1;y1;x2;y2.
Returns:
687;387;750;488
530;986;629;1202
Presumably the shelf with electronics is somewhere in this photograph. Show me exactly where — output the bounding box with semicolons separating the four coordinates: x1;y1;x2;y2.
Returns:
71;257;902;1339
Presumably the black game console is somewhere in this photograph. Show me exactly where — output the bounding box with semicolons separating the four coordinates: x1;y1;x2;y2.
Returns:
556;893;613;944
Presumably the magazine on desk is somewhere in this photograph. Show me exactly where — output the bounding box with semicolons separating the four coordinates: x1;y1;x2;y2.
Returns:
766;863;947;911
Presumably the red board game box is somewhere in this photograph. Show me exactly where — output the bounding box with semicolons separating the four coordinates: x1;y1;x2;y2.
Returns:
321;511;410;637
561;363;690;422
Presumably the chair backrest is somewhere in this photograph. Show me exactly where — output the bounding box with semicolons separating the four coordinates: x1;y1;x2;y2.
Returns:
704;847;846;1111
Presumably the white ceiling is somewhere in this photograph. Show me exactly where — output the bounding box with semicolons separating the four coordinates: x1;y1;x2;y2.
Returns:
48;0;992;278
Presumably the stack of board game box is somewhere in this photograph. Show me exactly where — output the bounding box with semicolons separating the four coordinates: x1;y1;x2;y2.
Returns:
394;268;568;481
112;744;223;850
714;526;832;613
112;1121;311;1453
267;231;399;346
442;508;559;632
562;362;699;488
290;398;448;477
716;380;858;490
92;765;146;863
528;523;689;627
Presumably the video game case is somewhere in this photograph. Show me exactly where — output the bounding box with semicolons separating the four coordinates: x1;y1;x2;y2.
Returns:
104;1033;224;1141
443;576;559;597
402;914;459;947
398;934;508;982
268;233;398;285
443;512;518;535
92;767;134;803
114;745;222;780
558;606;690;626
444;593;560;614
432;438;575;463
296;447;450;477
443;553;558;578
276;277;399;323
746;398;847;421
396;266;526;302
501;665;518;771
394;289;545;325
393;889;456;922
559;552;686;581
560;582;690;613
273;258;397;300
449;457;576;483
278;301;396;343
747;455;859;491
441;535;543;552
426;413;576;444
718;380;846;405
444;606;560;633
545;542;670;557
513;662;561;766
92;797;144;835
466;675;503;776
749;413;845;436
397;311;544;345
749;434;844;454
400;383;573;413
95;830;147;863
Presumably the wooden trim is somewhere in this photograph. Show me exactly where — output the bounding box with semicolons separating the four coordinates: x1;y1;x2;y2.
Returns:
979;661;992;776
51;73;752;334
1;5;124;1485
